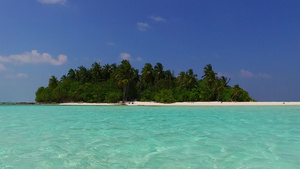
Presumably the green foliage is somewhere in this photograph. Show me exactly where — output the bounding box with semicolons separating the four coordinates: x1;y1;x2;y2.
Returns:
35;87;45;102
113;60;136;103
141;89;154;101
197;80;215;101
105;91;122;103
202;64;217;86
35;62;255;103
48;76;58;88
140;63;154;90
174;88;199;102
220;88;232;101
230;85;254;102
52;84;68;102
35;87;53;103
154;89;175;103
90;62;103;83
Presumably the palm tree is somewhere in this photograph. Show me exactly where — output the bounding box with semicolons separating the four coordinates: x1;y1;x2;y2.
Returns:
177;69;198;90
220;76;230;87
202;64;217;87
48;76;58;88
113;60;135;103
177;71;186;89
154;62;165;81
164;70;175;81
141;63;154;89
231;84;241;101
213;79;222;101
102;63;117;80
60;75;67;82
75;66;91;84
67;69;76;80
90;62;102;83
214;76;231;101
162;70;176;89
185;69;198;89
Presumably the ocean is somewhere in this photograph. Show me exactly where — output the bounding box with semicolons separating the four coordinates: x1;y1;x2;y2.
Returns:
0;105;299;168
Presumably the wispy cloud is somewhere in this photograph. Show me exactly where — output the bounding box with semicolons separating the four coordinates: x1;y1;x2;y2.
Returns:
258;73;271;79
107;42;115;46
137;22;150;31
37;0;66;4
119;53;131;61
5;73;28;79
137;57;142;62
240;69;254;78
217;72;232;78
119;53;142;62
150;16;166;22
0;50;67;66
240;69;271;79
0;64;5;71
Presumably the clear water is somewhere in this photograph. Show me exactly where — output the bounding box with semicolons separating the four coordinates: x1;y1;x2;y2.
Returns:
0;105;300;168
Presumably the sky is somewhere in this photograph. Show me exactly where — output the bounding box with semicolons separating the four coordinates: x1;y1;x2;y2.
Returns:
0;0;300;102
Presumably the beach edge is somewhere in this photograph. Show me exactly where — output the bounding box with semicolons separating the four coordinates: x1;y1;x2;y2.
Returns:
58;101;300;106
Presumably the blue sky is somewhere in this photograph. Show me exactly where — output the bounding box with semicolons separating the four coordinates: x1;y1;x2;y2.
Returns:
0;0;299;102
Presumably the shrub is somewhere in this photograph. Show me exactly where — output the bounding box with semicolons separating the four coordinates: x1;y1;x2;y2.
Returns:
105;92;122;103
154;89;175;103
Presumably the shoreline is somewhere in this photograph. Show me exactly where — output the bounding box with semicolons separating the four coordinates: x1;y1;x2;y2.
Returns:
59;101;300;106
1;101;300;106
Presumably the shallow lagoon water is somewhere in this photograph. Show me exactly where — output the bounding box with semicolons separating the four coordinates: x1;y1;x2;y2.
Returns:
0;105;300;168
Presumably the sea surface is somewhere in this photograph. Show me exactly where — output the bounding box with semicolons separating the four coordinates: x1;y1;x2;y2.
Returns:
0;105;300;168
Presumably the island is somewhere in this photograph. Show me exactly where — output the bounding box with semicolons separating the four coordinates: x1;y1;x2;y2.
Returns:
35;61;254;103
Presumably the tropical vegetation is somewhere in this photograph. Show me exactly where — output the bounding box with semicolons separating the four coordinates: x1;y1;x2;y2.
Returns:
35;61;255;103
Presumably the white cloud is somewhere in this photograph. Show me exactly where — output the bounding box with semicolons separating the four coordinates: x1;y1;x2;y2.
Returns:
5;73;28;79
16;73;28;78
38;0;66;4
137;22;150;31
119;53;142;62
258;73;271;79
240;69;271;79
0;50;67;66
107;42;115;46
0;64;5;71
150;16;166;22
217;72;232;78
240;69;254;78
119;53;131;61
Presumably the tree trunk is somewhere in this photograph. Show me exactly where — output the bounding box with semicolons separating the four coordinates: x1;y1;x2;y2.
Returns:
126;82;130;102
122;85;126;103
231;91;238;102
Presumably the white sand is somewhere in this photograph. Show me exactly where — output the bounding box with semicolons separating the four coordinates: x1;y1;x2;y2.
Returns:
60;101;300;106
60;102;119;106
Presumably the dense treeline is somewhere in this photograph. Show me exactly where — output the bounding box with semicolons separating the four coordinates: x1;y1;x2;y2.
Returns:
35;61;255;103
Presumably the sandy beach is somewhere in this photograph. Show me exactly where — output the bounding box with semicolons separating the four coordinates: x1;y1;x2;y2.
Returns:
59;101;300;106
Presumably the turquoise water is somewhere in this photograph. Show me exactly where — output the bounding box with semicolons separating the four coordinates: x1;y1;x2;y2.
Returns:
0;105;300;168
